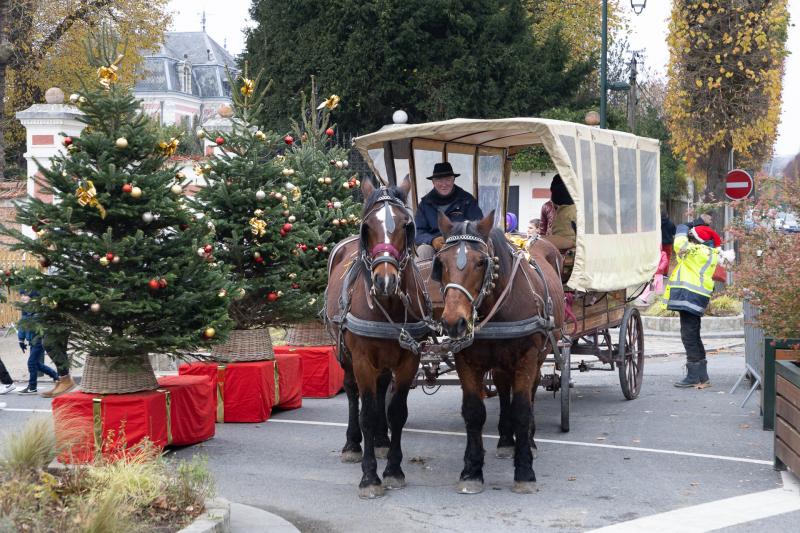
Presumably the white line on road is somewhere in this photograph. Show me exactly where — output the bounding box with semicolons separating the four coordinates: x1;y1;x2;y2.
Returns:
266;418;773;466
586;487;800;533
1;408;773;467
0;407;53;413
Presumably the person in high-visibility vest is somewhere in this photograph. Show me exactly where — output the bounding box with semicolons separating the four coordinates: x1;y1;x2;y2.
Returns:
663;224;733;388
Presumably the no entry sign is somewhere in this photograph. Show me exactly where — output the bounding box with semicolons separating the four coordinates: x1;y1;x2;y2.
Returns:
725;169;753;200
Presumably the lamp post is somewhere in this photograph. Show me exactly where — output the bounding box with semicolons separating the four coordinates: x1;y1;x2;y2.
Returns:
600;0;647;129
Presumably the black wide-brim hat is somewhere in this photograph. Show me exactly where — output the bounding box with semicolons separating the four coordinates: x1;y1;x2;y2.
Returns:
426;162;460;180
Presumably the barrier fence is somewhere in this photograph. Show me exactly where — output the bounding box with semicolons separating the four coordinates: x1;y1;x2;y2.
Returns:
0;249;40;327
730;298;764;408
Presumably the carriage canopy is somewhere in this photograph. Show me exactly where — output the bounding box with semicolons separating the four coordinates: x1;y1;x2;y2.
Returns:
353;118;661;293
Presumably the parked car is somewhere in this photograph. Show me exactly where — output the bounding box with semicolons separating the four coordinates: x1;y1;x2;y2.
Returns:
775;212;799;233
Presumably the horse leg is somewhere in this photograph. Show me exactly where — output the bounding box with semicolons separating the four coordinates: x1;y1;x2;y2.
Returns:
529;370;543;460
341;363;363;463
511;354;538;494
382;355;417;489
374;368;392;459
494;369;515;459
354;358;384;499
455;361;487;494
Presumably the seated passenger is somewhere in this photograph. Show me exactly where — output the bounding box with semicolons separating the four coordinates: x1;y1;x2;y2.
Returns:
415;162;483;260
543;174;576;251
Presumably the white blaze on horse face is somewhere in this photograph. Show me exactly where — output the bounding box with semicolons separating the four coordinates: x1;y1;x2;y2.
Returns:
374;202;396;245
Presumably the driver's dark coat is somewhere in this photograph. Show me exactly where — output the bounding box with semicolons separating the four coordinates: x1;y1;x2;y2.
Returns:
414;185;483;245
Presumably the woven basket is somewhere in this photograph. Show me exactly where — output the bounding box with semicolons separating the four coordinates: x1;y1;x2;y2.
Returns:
285;321;334;347
211;328;274;362
81;354;159;394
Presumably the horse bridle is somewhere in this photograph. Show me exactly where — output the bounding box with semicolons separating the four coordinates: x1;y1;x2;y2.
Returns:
434;233;499;317
360;190;416;293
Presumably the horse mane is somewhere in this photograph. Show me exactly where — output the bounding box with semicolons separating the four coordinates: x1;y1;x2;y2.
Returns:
362;182;408;215
448;221;513;281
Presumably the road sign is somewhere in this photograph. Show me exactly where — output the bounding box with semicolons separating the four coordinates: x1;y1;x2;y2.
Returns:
725;169;753;200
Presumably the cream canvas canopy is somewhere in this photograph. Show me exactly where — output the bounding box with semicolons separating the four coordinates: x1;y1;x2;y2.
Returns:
353;117;661;293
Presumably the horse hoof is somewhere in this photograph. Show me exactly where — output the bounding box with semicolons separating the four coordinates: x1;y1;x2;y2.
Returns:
511;481;537;494
456;480;484;494
382;476;406;490
341;450;363;463
358;485;385;499
375;446;389;459
496;446;514;459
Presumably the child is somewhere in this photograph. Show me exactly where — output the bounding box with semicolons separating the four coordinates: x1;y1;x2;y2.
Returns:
16;291;59;394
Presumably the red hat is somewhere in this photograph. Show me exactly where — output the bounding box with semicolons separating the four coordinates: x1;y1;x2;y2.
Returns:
690;225;722;248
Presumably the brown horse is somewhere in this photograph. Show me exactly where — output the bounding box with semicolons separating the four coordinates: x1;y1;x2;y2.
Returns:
324;175;431;499
432;211;564;494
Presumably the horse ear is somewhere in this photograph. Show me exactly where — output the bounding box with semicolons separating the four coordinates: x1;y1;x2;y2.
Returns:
438;211;454;237
398;174;412;199
476;210;495;239
361;176;375;199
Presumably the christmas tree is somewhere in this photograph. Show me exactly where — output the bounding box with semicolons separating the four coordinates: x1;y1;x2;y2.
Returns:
0;33;234;389
191;70;316;328
279;79;363;318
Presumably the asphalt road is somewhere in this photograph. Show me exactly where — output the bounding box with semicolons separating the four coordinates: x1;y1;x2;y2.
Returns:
2;346;798;532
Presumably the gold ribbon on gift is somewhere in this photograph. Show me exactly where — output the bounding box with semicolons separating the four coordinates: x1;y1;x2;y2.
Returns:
249;217;267;237
92;397;104;458
97;54;124;89
158;137;180;157
216;365;226;423
157;389;173;446
240;77;255;98
273;363;280;405
76;180;107;219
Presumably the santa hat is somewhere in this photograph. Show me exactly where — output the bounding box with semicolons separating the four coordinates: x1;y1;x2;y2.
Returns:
690;225;722;248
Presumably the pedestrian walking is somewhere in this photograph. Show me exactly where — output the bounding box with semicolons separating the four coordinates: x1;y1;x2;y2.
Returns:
661;204;676;264
664;224;733;388
0;356;15;394
16;291;59;394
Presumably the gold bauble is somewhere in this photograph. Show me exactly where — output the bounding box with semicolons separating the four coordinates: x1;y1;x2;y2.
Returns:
130;186;143;199
115;137;128;149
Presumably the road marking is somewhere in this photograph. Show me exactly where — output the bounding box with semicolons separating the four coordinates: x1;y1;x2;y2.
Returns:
0;407;53;413
1;408;772;467
267;418;772;466
586;487;800;533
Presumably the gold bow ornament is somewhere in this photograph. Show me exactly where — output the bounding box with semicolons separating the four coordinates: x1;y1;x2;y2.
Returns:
317;94;341;111
76;180;107;219
249;217;267;237
158;137;180;157
97;55;124;89
240;78;255;98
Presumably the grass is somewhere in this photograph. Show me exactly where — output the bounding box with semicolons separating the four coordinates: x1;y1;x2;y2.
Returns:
0;417;215;532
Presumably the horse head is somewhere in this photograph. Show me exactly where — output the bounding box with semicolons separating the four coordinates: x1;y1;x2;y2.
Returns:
359;175;414;297
432;210;498;339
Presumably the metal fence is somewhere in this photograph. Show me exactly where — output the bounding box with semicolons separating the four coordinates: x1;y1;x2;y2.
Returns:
0;249;39;327
730;298;764;407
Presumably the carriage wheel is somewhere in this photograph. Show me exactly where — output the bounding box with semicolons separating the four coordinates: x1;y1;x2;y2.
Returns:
618;306;645;400
560;345;571;432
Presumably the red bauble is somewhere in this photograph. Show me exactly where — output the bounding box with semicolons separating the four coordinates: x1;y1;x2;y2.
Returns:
282;223;292;232
267;292;279;302
255;256;264;264
179;223;189;231
327;202;333;209
316;244;324;252
148;279;160;290
158;278;168;289
63;137;72;147
279;229;287;237
299;244;308;252
105;252;114;261
203;244;213;254
284;135;294;145
122;183;132;193
325;128;334;136
5;270;12;277
215;136;225;146
291;283;300;289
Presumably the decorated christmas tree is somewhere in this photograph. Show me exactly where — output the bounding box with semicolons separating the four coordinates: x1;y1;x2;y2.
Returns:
0;34;234;392
191;70;317;330
279;79;363;321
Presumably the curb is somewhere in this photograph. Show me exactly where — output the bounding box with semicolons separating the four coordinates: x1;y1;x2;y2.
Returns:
229;502;300;532
641;314;743;333
644;330;745;339
178;498;231;533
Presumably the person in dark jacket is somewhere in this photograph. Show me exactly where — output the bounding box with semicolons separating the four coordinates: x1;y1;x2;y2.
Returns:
661;204;677;264
16;291;58;394
415;162;483;260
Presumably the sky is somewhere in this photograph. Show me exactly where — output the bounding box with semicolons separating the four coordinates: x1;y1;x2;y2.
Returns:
168;0;800;156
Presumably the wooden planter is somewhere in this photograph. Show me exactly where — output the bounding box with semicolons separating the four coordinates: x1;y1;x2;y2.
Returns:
763;338;800;430
211;328;274;362
775;360;800;477
284;321;334;347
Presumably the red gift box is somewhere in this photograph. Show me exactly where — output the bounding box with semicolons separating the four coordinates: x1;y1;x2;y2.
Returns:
179;360;277;423
274;345;344;398
157;375;215;445
273;350;303;410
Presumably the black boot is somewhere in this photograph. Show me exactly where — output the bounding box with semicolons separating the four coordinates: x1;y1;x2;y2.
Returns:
674;361;702;388
697;360;711;388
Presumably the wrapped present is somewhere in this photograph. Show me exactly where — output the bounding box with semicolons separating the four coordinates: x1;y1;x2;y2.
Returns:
157;375;215;445
274;345;344;398
273;350;303;410
179;360;277;423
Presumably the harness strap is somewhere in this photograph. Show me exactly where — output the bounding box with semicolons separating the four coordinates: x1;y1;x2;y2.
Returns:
476;250;524;329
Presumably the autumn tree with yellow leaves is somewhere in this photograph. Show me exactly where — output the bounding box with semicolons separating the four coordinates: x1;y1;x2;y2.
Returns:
665;0;788;202
0;0;170;179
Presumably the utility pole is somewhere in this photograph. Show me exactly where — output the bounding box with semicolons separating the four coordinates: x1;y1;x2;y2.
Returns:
627;53;638;132
600;0;608;128
201;11;206;32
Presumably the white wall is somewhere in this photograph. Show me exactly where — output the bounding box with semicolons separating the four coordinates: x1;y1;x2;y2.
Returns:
508;170;558;231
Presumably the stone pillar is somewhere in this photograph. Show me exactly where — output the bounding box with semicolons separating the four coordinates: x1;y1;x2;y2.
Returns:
15;92;85;237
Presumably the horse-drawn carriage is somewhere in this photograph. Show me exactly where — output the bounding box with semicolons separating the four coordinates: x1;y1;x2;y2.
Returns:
351;117;660;432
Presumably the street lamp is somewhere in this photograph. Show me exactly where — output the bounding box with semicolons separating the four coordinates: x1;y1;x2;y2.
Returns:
600;0;647;129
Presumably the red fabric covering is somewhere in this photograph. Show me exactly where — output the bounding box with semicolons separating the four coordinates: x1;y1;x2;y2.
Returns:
273;351;303;410
274;345;344;398
53;390;169;464
179;360;276;423
157;375;215;446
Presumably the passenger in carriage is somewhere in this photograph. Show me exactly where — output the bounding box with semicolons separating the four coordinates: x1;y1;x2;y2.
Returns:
415;162;483;260
540;174;576;251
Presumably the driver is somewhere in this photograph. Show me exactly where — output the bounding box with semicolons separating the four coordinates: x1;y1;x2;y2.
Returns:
415;162;483;260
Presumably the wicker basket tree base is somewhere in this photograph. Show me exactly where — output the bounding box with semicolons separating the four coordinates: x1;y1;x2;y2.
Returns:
285;321;335;347
81;354;159;394
211;329;274;362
